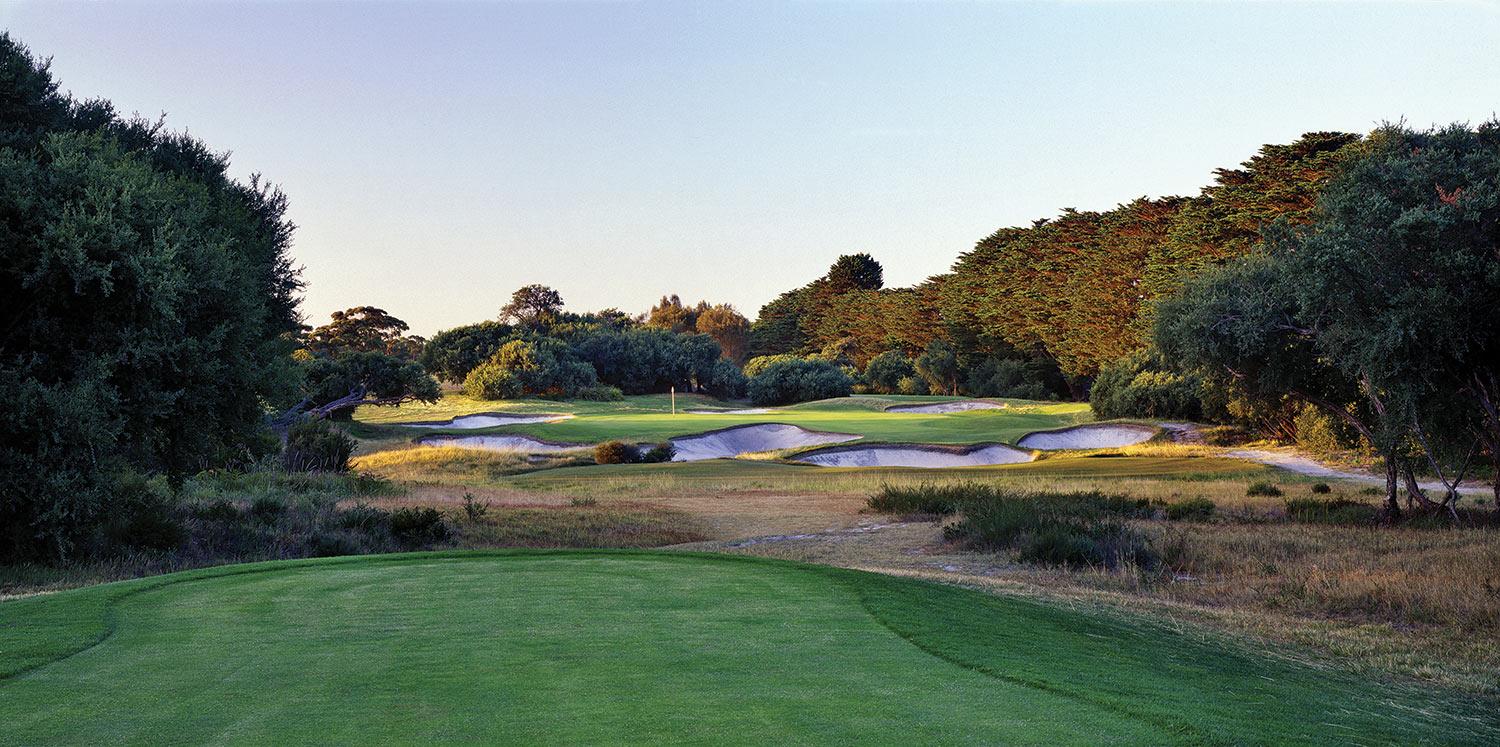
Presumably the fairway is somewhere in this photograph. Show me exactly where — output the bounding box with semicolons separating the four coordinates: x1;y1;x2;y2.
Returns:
2;552;1492;745
355;394;1098;449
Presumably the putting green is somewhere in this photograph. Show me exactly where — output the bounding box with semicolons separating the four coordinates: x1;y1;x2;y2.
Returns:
2;552;1492;744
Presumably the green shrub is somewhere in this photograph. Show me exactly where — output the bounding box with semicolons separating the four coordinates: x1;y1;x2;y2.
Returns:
389;507;449;546
638;443;675;463
574;384;624;401
570;497;599;507
1311;483;1332;494
963;356;1062;400
747;357;852;405
896;375;928;395
1246;482;1284;497
594;440;634;465
864;351;917;394
463;362;521;400
705;359;749;399
1285;497;1377;525
1090;351;1202;420
281;418;356;473
1163;497;1216;521
1292;404;1363;456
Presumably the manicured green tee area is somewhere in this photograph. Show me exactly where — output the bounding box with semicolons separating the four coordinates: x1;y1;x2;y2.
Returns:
353;393;1094;447
2;552;1492;745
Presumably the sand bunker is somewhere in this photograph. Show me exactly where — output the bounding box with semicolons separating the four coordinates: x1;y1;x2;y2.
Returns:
1016;424;1156;450
797;443;1033;468
683;408;772;415
418;434;587;453
669;424;860;462
884;401;1006;414
405;413;572;429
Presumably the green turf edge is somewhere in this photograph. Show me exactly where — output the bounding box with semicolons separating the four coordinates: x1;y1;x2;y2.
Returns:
4;550;1494;745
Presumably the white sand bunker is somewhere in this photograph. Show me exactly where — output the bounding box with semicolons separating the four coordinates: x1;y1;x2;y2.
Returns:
418;434;587;453
797;443;1032;468
683;408;772;415
885;400;1007;414
669;424;860;462
405;413;572;429
1017;424;1156;450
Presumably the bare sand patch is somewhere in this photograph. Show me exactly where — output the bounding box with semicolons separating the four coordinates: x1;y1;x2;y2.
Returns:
884;400;1006;414
669;423;860;462
797;442;1033;468
1017;424;1156;450
404;413;573;429
417;434;588;453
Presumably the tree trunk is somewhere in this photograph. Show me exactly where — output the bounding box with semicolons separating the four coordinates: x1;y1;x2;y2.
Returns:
1382;457;1401;521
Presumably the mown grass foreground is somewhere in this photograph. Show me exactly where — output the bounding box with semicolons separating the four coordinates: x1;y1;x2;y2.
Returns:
3;551;1493;745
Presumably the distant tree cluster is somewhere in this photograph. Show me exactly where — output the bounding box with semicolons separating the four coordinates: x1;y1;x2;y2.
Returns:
422;287;747;400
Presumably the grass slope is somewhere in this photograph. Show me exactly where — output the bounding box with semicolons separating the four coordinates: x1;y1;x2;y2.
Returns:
353;394;1094;447
2;551;1492;745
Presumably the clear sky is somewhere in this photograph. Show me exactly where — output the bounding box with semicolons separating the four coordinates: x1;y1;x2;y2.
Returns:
5;1;1499;335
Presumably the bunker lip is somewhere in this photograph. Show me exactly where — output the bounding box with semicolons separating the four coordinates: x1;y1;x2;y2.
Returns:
1016;423;1157;450
795;442;1034;468
883;400;1007;414
417;433;589;453
669;423;861;462
403;412;574;429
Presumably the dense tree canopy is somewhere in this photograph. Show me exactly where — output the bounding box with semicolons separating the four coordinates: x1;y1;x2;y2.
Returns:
1157;122;1500;515
0;34;304;559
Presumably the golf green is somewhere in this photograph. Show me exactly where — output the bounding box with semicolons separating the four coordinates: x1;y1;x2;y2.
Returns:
1;551;1492;744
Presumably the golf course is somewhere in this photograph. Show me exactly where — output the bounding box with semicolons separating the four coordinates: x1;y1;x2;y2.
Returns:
5;551;1494;745
6;8;1500;745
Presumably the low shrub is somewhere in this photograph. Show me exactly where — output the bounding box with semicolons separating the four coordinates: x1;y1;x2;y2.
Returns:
1311;482;1332;494
335;502;390;533
594;440;634;465
102;472;185;553
249;495;287;523
306;530;361;558
1246;482;1284;497
868;482;991;516
1285;497;1378;525
460;493;490;523
389;507;449;546
943;489;1156;570
638;443;675;463
574;384;624;402
190;499;242;523
570;497;599;507
1164;497;1216;521
281;418;356;473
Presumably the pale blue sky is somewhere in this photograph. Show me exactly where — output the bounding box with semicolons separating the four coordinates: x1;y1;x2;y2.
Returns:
5;1;1498;335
